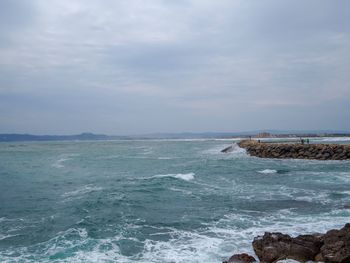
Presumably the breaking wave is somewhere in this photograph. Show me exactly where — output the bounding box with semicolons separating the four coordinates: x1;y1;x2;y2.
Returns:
62;185;103;199
258;169;278;174
151;173;195;181
52;154;79;168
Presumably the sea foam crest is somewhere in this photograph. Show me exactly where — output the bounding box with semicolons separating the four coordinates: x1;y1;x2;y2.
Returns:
52;158;70;168
229;143;247;154
258;169;277;174
204;143;246;156
62;185;103;198
318;137;350;142
152;173;195;181
52;153;79;168
0;234;19;241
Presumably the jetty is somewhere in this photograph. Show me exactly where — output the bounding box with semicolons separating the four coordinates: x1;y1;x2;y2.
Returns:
237;140;350;160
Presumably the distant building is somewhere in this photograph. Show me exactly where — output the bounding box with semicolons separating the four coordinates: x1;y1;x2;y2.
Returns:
256;132;271;138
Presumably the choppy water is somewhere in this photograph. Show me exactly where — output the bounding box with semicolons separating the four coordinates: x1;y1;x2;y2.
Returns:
0;138;350;262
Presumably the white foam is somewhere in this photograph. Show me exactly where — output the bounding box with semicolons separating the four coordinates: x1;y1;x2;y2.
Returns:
318;137;350;142
204;143;247;156
157;157;173;160
0;234;18;241
1;209;350;263
169;187;192;195
52;154;78;168
228;143;247;154
52;158;70;168
141;233;223;263
62;185;103;199
152;173;195;181
258;169;278;174
141;151;153;155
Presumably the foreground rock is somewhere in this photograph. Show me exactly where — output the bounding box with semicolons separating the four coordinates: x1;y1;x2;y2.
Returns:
251;223;350;263
318;223;350;263
223;253;256;263
237;140;350;160
252;233;322;262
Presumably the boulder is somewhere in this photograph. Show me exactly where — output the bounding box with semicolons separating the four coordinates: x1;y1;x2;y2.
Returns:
253;233;290;262
251;224;350;263
319;223;350;263
252;232;322;263
223;253;256;263
324;152;331;158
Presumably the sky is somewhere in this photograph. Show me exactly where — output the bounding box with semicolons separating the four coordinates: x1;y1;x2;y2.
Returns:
0;0;349;135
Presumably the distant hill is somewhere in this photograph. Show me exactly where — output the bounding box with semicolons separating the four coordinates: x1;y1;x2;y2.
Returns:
0;130;349;142
0;133;116;142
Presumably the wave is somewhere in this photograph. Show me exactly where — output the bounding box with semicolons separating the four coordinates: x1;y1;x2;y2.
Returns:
205;208;350;259
1;209;350;262
226;143;246;154
169;187;193;195
157;157;173;160
0;234;19;241
151;173;195;181
258;169;278;174
317;137;350;142
52;154;79;168
62;185;103;199
0;217;24;223
52;158;70;168
294;171;350;184
204;143;246;156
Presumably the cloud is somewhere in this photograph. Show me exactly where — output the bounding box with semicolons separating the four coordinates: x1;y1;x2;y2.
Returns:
0;0;349;134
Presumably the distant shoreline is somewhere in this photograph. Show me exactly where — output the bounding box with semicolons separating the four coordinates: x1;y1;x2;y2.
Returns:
1;132;350;142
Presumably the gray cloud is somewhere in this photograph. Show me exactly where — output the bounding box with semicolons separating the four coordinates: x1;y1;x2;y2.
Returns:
0;0;349;134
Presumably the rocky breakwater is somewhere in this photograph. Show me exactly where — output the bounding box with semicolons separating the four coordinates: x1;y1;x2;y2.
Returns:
237;140;350;160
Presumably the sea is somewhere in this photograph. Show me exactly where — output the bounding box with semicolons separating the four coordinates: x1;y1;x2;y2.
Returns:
1;137;350;262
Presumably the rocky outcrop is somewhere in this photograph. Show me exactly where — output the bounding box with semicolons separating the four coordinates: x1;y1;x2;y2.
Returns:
250;223;350;263
252;233;322;262
223;253;256;263
318;223;350;263
237;140;350;160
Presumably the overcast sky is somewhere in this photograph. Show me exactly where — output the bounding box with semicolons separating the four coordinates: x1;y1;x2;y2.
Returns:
0;0;349;135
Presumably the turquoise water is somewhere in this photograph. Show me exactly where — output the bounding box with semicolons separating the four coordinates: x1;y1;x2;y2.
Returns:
0;139;350;262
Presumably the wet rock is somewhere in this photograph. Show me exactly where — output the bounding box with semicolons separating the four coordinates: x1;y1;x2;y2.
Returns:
324;152;331;159
223;253;256;263
343;204;350;209
319;223;350;263
250;224;350;263
252;232;322;263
